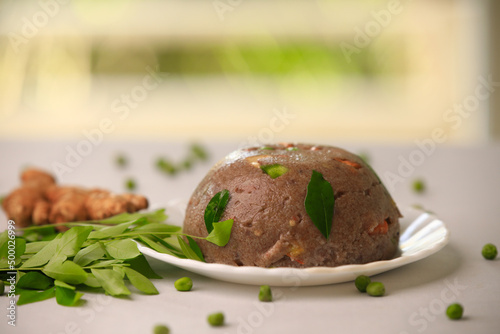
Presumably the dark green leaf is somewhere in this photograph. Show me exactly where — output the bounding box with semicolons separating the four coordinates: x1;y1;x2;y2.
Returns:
42;260;88;285
91;269;130;296
123;267;159;295
205;219;233;247
304;170;335;239
204;189;230;233
17;287;55;305
73;242;106;267
125;255;161;279
178;236;204;262
260;164;289;179
16;272;53;290
187;236;205;262
55;286;83;306
21;234;62;268
105;239;141;260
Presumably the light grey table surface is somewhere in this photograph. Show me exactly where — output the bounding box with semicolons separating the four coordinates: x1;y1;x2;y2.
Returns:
0;140;499;334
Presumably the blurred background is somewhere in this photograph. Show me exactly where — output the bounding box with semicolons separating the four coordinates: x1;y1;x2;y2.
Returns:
0;0;498;145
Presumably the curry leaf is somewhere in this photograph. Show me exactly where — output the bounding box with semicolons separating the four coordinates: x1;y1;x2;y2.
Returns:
54;226;93;257
204;189;230;233
17;288;55;306
105;239;141;260
125;255;162;279
74;242;106;267
178;236;204;262
16;271;53;290
123;267;159;295
91;269;130;296
304;170;335;239
55;286;83;306
205;219;233;247
21;234;62;268
42;260;88;285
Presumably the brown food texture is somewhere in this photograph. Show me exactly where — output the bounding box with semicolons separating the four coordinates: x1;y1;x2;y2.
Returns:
1;168;149;228
183;143;402;268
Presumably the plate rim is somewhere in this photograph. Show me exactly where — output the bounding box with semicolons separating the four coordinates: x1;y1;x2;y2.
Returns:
137;206;450;285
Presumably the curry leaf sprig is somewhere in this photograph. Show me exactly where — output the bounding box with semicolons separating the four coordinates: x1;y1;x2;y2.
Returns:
0;209;233;306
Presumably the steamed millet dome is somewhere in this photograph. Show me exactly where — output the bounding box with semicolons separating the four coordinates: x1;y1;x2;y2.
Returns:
183;143;401;268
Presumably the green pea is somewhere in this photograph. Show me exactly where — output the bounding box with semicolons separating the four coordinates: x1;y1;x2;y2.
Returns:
446;303;463;320
207;312;224;327
412;179;425;193
0;280;4;296
174;277;193;291
115;154;128;168
366;282;385;297
482;243;497;260
258;285;272;302
153;324;170;334
125;178;136;191
355;275;371;293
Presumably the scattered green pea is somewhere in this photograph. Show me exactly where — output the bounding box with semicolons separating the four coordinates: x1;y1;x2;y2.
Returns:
0;280;4;296
207;312;224;327
258;285;272;302
125;178;136;191
482;243;497;260
446;303;463;320
115;154;128;168
190;143;209;161
153;324;170;334
412;179;425;193
366;282;385;297
156;158;178;175
355;275;371;293
174;277;193;291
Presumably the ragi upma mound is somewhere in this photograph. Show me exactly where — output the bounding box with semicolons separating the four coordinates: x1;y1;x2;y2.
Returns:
183;143;401;268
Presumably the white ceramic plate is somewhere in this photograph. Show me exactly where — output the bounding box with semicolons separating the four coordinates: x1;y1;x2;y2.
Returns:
138;204;450;286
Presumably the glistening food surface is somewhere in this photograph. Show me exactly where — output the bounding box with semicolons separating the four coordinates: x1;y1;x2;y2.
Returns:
183;143;401;268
